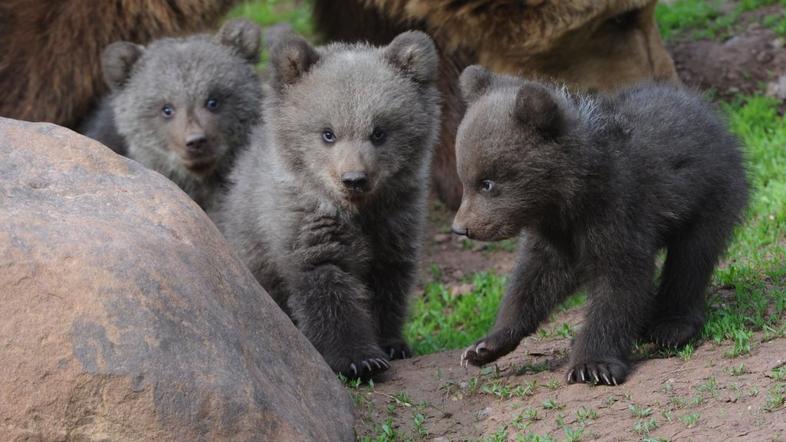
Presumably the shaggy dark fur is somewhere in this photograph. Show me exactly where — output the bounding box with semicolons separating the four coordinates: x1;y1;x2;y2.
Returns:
0;0;237;128
80;19;263;212
215;31;441;379
453;66;748;385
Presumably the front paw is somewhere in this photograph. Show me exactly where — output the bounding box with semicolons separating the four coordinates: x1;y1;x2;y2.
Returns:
325;347;390;380
380;340;412;360
566;356;629;386
460;330;520;367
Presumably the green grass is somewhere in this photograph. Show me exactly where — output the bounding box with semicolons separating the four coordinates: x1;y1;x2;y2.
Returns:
656;0;786;40
405;272;505;355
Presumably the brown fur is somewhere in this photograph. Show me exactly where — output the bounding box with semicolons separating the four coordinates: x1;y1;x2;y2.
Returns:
0;0;237;128
313;0;678;209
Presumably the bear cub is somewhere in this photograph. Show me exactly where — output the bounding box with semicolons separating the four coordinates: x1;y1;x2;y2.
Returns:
216;32;441;378
453;66;748;385
81;19;263;212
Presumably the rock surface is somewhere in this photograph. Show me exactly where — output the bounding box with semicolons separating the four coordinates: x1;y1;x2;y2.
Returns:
0;118;354;441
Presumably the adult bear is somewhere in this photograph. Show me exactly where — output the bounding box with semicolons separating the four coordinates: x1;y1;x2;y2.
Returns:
312;0;678;209
0;0;237;129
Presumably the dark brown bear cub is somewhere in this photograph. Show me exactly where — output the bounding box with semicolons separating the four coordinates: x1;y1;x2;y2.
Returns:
453;65;748;385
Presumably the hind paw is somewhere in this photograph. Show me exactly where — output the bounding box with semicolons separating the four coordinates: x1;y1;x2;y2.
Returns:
647;317;703;348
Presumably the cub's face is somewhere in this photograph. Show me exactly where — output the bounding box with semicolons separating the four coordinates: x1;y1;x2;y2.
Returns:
452;66;569;242
104;19;263;177
268;32;439;208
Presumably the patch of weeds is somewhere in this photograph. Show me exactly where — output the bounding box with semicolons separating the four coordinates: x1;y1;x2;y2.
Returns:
482;380;513;400
696;377;719;397
515;361;550;375
546;379;561;390
633;418;659;436
729;363;747;376
461;238;476;251
542;398;563;410
764;383;786;411
576;406;598;423
512;381;537;398
405;272;505;354
563;425;585;442
677;343;695;360
413;412;428;438
725;328;753;357
763;12;786;36
771;366;786;381
516;433;557;442
661;410;673;423
656;0;786;41
629;403;654;418
360;417;400;442
482;425;509;442
681;412;701;428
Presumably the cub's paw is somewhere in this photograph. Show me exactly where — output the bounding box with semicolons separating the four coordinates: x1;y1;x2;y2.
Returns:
381;340;412;360
327;348;390;380
647;317;703;348
460;330;519;367
566;356;629;386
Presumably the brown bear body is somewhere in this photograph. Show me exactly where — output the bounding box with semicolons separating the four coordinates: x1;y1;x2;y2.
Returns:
0;0;236;128
313;0;678;209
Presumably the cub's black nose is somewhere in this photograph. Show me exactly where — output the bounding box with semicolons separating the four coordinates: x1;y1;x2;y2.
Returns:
341;171;369;191
451;225;468;236
185;133;207;153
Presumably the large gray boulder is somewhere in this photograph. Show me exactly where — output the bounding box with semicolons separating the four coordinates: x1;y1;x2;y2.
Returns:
0;118;354;441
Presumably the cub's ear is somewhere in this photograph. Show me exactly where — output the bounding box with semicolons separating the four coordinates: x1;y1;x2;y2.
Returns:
217;18;262;64
514;83;564;138
101;42;145;91
384;31;438;84
270;34;320;90
459;65;493;105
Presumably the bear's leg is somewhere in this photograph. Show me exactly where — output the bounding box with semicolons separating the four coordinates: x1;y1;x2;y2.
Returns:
462;237;577;366
368;258;415;360
567;255;655;385
647;219;728;348
285;213;388;379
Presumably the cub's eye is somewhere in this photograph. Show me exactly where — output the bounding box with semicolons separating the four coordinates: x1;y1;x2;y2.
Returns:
322;129;336;144
161;104;175;119
206;97;219;111
370;127;386;145
480;179;495;192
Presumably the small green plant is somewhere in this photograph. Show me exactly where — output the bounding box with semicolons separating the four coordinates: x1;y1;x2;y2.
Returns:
413;412;428;437
629;403;653;418
542;398;563;410
771;366;786;381
764;383;786;411
677;343;695;360
546;379;561;390
563;426;585;442
633;418;659;436
681;412;701;428
729;363;747;376
576;406;598;423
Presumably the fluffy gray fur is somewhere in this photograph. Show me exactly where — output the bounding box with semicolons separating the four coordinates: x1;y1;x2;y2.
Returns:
454;66;749;385
215;31;441;379
81;19;263;212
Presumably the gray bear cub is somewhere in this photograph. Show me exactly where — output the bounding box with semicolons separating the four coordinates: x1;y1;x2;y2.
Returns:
81;19;263;212
216;31;441;379
453;66;748;385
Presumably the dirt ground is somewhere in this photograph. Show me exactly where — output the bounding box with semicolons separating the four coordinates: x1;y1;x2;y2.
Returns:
353;11;786;441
